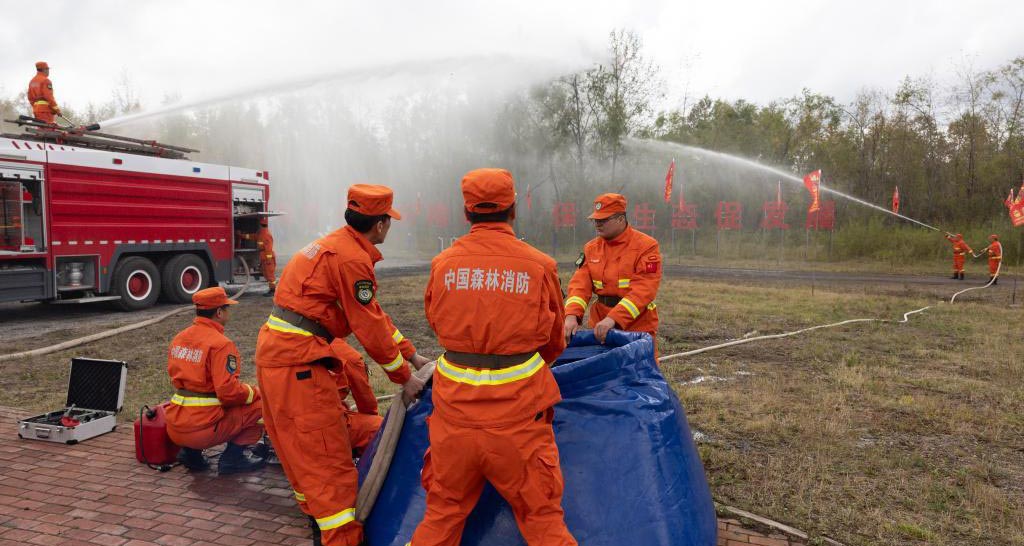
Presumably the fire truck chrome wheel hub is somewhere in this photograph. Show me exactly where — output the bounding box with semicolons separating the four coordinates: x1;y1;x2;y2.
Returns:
127;271;153;301
180;266;202;293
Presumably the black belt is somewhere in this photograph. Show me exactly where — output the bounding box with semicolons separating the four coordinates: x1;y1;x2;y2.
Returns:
443;351;537;370
271;305;335;343
597;295;621;306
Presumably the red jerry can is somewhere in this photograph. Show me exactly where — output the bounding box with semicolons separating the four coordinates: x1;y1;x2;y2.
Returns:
134;402;180;465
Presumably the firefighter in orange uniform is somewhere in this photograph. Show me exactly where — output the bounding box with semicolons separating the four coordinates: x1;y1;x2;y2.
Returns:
944;233;973;280
165;287;267;474
330;339;381;416
409;168;577;546
983;234;1002;284
329;338;383;452
238;218;277;297
255;184;429;546
28;62;60;124
563;193;663;350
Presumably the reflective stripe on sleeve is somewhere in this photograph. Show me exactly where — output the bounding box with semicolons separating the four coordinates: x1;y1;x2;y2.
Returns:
592;280;604;289
617;278;630;288
379;353;404;372
618;297;641;319
436;353;545;387
265;315;313;336
315;508;356;531
170;394;221;407
293;490;307;502
244;384;255;405
565;296;588;309
392;329;405;343
647;301;657;311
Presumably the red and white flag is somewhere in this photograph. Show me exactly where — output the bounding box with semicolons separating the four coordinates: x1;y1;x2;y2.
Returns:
664;158;675;203
891;186;900;214
803;170;821;213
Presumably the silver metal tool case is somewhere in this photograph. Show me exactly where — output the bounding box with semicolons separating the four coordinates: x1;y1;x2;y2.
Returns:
17;357;127;444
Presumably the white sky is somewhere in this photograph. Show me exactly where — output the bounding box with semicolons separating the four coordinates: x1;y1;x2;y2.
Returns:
1;0;1021;111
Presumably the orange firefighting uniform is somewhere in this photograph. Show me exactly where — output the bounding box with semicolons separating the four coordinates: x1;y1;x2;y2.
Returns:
28;72;59;124
410;220;576;546
331;338;381;416
255;225;416;546
565;225;663;346
166;317;264;449
239;227;277;288
987;240;1003;277
945;234;973;274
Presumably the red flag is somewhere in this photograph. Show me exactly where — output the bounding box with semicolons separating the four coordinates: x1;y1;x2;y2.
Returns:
891;186;900;214
803;170;821;213
663;159;675;203
1005;188;1015;208
525;183;533;211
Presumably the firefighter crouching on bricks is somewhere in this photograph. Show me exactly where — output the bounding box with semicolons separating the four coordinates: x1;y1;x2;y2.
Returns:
28;61;60;124
982;234;1003;284
165;287;268;474
944;232;973;280
564;193;663;352
237;217;278;297
255;183;430;546
408;168;577;546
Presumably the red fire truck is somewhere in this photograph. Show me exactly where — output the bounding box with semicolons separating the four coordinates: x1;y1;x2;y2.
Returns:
0;119;276;310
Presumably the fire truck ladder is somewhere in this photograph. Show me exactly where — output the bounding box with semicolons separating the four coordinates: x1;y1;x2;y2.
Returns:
2;116;199;160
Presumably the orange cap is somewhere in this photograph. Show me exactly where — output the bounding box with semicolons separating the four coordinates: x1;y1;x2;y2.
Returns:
588;193;628;220
347;184;401;220
259;216;269;226
192;287;238;309
461;168;516;213
35;61;49;70
989;234;998;240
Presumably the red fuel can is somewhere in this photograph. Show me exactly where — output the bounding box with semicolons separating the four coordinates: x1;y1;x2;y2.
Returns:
134;402;180;465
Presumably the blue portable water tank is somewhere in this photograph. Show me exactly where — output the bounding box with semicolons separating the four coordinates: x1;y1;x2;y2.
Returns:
357;330;717;546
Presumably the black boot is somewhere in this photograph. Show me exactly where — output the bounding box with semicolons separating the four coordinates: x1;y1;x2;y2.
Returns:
217;442;267;475
959;272;965;280
993;277;998;285
251;438;280;465
951;272;958;279
177;447;209;472
308;515;323;546
263;286;276;297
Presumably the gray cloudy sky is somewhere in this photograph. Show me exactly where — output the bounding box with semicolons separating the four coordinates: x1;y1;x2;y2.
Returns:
1;0;1021;110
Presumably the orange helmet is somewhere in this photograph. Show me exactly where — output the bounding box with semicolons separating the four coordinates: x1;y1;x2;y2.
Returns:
35;61;48;70
989;234;998;241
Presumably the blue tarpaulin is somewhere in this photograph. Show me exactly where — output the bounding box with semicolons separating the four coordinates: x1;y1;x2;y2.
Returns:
358;330;717;546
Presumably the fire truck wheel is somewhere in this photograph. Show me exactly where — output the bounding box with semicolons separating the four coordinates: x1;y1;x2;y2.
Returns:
111;256;161;311
161;254;209;303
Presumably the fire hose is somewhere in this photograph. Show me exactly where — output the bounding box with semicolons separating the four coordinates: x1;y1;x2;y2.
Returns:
356;361;436;522
0;255;253;363
950;252;1002;303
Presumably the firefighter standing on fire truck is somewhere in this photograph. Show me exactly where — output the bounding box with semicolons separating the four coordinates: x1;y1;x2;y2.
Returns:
27;61;61;124
255;184;429;546
237;217;277;297
165;287;267;475
982;234;1003;284
408;168;577;546
564;193;663;350
944;232;973;280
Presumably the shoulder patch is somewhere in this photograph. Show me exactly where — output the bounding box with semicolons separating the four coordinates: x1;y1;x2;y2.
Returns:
226;354;238;374
574;252;585;269
354;280;375;304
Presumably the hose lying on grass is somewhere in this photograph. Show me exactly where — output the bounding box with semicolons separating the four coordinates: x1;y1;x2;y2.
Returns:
950;258;1001;303
0;256;253;363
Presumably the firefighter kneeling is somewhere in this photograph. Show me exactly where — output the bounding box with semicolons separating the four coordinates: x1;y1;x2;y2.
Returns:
166;287;267;474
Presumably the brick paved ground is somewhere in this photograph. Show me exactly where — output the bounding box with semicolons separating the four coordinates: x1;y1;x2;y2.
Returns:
0;407;805;546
